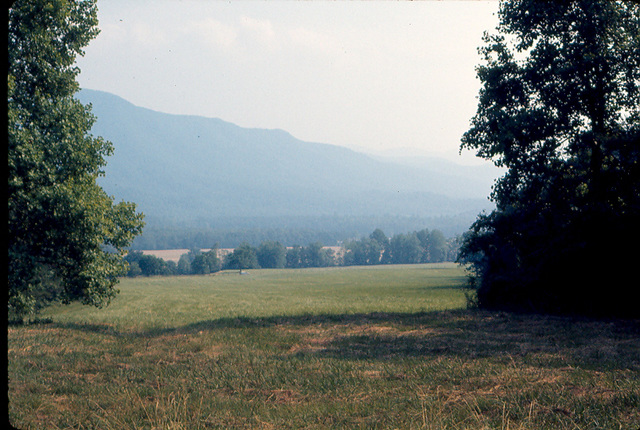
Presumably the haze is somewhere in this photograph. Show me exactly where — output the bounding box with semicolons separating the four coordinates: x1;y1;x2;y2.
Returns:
76;0;500;165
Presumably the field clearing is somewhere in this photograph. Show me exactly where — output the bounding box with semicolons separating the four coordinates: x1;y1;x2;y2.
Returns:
8;263;640;429
141;246;345;263
140;248;192;262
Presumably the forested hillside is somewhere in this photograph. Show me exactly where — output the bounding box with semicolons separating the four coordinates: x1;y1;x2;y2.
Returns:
77;89;497;248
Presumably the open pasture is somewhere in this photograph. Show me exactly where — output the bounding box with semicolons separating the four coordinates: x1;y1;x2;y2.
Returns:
8;263;640;429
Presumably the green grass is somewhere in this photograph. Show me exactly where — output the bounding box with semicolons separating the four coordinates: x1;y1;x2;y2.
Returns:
8;263;640;429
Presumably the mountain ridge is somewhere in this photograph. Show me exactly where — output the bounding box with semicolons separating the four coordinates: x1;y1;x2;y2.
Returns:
76;89;495;229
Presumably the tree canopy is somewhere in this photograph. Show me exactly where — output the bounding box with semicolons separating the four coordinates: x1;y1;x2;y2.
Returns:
459;0;640;317
8;0;145;321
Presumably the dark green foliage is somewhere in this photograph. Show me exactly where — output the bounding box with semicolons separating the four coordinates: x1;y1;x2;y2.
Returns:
171;248;222;275
122;227;462;277
224;243;260;270
285;246;305;269
302;242;335;268
344;238;384;266
370;228;389;248
190;248;221;275
138;255;169;276
176;253;192;275
124;251;176;277
459;0;640;317
344;229;455;266
284;243;336;269
8;0;144;321
388;234;423;265
256;241;287;269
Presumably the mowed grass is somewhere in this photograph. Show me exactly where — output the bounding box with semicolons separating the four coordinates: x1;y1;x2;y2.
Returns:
7;263;640;429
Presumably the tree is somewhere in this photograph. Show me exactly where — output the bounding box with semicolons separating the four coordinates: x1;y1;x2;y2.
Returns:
126;261;143;278
138;255;167;276
286;245;304;269
8;0;145;321
191;248;221;275
225;243;260;271
176;248;202;275
427;230;448;263
344;238;382;266
369;229;389;249
302;242;335;268
415;229;431;263
458;0;640;317
388;233;423;265
177;254;192;275
257;241;286;269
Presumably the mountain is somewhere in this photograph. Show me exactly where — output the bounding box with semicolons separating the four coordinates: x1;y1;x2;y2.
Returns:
76;89;495;229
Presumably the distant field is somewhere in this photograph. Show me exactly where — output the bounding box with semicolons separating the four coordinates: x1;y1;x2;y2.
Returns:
141;248;192;262
8;263;640;429
141;246;344;263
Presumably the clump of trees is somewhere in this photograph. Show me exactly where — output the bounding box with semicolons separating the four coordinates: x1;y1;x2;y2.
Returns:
123;228;460;277
458;0;639;318
124;248;222;277
124;241;339;276
343;228;457;266
285;242;337;268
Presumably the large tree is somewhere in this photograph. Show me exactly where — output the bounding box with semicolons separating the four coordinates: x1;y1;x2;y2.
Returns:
8;0;145;321
225;243;260;271
257;241;287;269
459;0;640;317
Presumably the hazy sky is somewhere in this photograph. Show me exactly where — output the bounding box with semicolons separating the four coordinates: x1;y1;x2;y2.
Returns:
76;0;500;165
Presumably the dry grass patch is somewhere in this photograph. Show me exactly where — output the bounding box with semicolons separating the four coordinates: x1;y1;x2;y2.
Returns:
282;322;449;358
8;265;640;429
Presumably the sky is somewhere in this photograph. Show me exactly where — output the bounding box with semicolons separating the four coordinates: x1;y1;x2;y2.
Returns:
76;0;501;165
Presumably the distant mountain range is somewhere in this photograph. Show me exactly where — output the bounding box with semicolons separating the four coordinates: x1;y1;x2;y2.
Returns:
76;89;497;233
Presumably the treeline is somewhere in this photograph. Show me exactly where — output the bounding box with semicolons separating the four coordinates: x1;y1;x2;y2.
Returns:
129;214;479;250
123;228;460;277
343;228;457;266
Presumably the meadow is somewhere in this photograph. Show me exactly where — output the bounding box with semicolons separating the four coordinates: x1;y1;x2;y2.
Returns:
7;263;640;429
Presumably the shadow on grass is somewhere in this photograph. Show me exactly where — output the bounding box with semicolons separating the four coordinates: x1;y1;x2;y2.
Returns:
55;309;640;371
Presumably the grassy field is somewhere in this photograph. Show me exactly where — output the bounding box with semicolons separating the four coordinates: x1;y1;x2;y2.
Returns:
7;263;640;429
